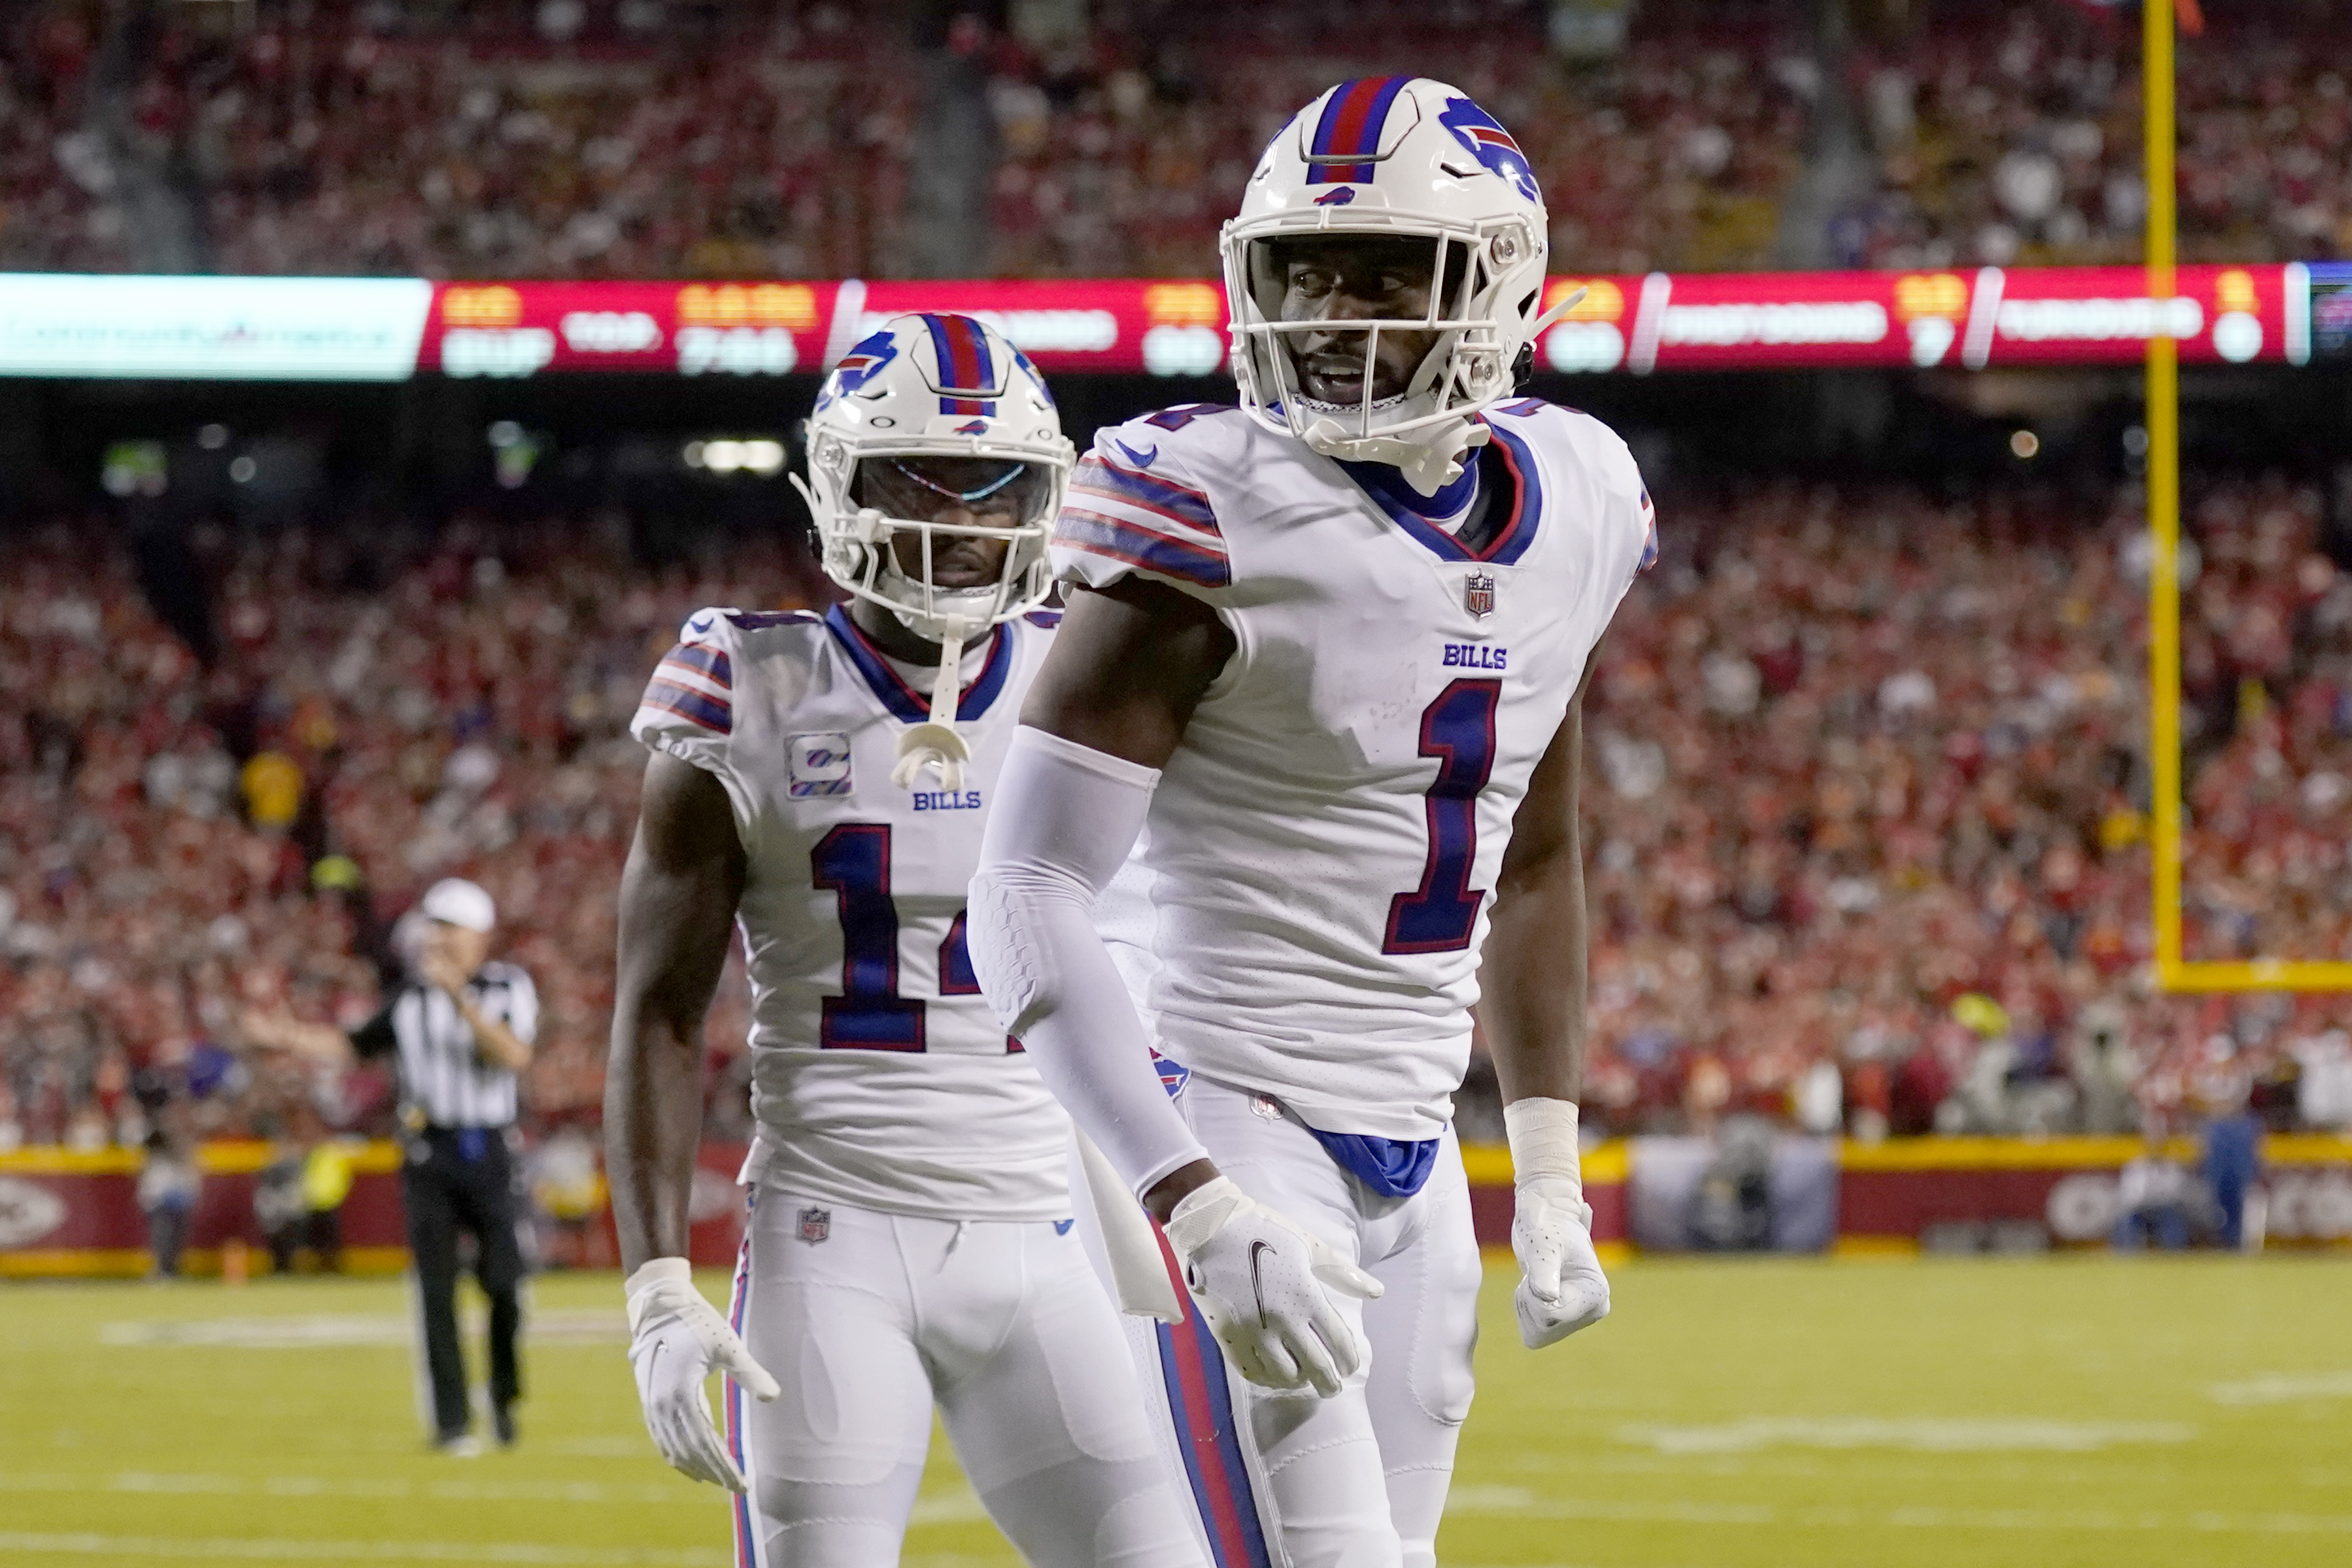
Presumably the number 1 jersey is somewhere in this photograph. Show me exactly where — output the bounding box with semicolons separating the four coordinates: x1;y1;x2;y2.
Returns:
630;604;1068;1221
1056;400;1654;1143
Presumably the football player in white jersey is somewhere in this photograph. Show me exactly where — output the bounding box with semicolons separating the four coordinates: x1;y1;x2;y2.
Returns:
605;312;1200;1568
966;79;1654;1568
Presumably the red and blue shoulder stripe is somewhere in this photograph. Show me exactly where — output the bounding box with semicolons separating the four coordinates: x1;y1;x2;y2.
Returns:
1056;449;1230;589
638;641;734;734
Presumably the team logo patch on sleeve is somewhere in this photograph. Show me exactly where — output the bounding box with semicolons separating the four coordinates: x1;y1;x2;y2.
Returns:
787;732;854;798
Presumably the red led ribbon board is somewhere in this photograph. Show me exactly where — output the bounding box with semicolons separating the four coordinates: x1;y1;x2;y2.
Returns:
409;265;2303;379
1536;263;2296;375
0;266;2315;380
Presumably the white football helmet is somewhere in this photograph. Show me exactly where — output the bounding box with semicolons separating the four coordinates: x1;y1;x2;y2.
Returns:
794;311;1074;643
1221;77;1561;494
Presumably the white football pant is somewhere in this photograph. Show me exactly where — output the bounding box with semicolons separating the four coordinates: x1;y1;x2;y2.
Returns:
723;1191;1202;1568
1077;1076;1482;1568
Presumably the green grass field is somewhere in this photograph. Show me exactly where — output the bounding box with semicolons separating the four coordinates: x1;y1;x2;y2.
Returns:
3;1255;2349;1568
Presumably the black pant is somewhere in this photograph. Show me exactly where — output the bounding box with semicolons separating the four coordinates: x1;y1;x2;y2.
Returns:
146;1203;190;1278
402;1126;525;1438
267;1209;343;1275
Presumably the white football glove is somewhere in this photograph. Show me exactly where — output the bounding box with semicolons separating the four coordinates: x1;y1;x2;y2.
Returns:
624;1257;780;1492
1161;1175;1383;1397
1507;1099;1611;1349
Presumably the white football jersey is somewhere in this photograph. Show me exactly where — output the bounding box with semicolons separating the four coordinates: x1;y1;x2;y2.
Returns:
1055;400;1654;1141
631;604;1070;1220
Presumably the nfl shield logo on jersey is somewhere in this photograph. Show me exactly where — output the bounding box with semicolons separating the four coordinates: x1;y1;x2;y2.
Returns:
796;1206;831;1244
1465;571;1497;619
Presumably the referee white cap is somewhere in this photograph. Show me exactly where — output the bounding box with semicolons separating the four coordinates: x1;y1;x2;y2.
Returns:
419;878;497;933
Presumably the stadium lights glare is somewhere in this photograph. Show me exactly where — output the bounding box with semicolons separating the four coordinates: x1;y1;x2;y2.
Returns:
2009;429;2040;458
684;437;786;476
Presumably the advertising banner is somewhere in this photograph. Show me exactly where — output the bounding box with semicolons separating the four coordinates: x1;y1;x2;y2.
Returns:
6;1136;2342;1272
1838;1134;2352;1251
0;274;433;380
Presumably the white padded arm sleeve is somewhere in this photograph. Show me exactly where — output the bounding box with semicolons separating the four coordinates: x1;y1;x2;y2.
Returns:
966;725;1208;1196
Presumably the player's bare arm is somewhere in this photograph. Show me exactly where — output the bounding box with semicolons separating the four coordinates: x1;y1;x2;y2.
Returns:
1479;659;1611;1350
605;750;777;1493
607;751;744;1273
1017;575;1234;772
1479;656;1599;1108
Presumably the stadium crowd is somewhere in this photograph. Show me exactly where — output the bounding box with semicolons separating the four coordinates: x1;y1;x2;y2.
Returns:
1579;471;2352;1140
5;471;2350;1155
0;511;825;1155
4;1;2348;281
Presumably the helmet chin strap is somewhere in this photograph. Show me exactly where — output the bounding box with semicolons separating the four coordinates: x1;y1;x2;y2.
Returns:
891;613;975;792
1302;414;1491;497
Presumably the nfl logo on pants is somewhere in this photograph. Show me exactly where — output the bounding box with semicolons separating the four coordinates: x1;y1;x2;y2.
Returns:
797;1206;830;1244
1465;571;1496;619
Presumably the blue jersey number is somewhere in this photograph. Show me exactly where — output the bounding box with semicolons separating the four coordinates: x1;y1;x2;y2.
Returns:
810;824;1005;1050
1383;679;1502;955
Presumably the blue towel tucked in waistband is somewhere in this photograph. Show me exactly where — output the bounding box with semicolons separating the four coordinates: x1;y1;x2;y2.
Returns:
1307;1129;1439;1199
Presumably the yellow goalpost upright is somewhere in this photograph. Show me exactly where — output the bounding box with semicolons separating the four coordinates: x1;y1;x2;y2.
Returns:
2145;0;2352;991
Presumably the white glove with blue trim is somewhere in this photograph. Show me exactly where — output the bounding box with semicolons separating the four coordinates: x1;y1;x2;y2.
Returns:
1507;1099;1611;1348
624;1257;779;1493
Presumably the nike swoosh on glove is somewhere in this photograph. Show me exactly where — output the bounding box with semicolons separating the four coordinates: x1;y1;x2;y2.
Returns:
624;1257;779;1492
1512;1175;1611;1349
1162;1175;1383;1397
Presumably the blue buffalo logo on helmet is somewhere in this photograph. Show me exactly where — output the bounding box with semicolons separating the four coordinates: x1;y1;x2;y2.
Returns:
1437;95;1540;205
815;329;900;412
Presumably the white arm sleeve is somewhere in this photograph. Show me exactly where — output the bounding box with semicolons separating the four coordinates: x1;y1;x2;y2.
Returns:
966;724;1208;1196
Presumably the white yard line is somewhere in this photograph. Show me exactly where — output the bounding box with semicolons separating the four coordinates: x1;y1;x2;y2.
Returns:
0;1533;724;1565
1444;1490;2352;1535
0;1471;988;1520
2207;1371;2352;1405
1611;1417;2198;1456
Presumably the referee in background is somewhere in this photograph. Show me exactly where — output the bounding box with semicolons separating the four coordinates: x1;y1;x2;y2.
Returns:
249;878;537;1455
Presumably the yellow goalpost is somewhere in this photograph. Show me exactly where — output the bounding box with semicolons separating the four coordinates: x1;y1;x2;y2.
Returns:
2145;0;2352;991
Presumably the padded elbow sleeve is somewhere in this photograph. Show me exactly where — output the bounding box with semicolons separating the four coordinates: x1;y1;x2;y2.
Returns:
967;726;1206;1195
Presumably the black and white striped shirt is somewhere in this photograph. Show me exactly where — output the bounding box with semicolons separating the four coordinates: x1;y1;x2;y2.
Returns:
351;962;537;1129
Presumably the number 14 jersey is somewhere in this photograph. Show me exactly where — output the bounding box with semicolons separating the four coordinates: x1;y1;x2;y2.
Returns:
632;604;1068;1221
1057;400;1654;1143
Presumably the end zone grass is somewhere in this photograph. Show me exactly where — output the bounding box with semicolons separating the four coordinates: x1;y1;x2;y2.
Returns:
2;1255;2347;1567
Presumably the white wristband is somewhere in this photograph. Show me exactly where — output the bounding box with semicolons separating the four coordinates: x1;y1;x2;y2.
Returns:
1504;1097;1583;1193
624;1255;694;1329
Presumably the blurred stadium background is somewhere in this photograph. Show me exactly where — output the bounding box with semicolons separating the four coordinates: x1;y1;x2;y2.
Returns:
3;1;2351;1565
